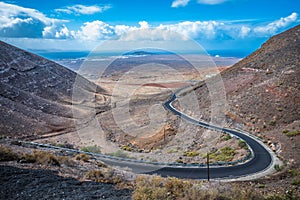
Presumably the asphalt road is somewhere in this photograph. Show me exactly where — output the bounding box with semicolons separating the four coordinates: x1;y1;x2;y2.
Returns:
25;93;273;180
144;94;273;179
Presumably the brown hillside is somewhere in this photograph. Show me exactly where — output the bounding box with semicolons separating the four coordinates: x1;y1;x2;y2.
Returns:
192;25;300;131
0;41;110;139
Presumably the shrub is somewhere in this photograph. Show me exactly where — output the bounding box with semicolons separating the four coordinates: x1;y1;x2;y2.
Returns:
31;150;60;166
53;143;74;149
84;169;132;189
282;129;289;134
74;153;90;162
109;150;129;158
21;153;36;163
184;151;199;157
291;178;300;186
269;120;276;126
132;176;265;200
238;140;248;149
0;145;19;161
274;164;281;172
121;145;132;151
22;150;74;166
223;134;232;141
81;145;101;153
209;146;236;162
288;169;300;177
285;130;300;137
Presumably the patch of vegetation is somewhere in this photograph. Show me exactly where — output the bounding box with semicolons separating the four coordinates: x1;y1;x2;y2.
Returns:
208;146;236;162
291;178;300;186
81;145;101;153
282;130;289;134
85;169;133;189
167;149;178;154
184;151;199;157
238;140;248;149
74;153;90;162
109;150;129;158
22;150;74;166
269;120;276;126
274;164;281;172
288;169;300;177
52;142;74;149
133;176;266;200
0;145;19;161
121;145;132;151
284;130;300;137
265;190;299;200
223;134;232;141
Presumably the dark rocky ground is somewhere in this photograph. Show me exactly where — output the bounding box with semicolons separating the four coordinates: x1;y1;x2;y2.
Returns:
0;165;132;200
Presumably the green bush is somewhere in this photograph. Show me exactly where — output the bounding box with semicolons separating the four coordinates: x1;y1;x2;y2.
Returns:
81;145;101;153
291;178;300;186
209;146;236;162
288;169;300;177
184;151;199;157
121;145;132;151
274;164;281;172
285;130;300;137
238;140;248;149
109;150;128;158
223;134;232;141
269;120;276;126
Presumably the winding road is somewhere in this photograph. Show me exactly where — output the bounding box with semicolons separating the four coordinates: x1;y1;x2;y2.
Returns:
25;93;275;180
144;93;274;179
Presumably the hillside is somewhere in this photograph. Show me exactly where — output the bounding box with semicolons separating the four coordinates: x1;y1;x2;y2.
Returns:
190;25;300;131
0;41;110;139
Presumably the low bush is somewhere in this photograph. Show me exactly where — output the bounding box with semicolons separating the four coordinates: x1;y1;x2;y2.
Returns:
22;150;74;166
291;178;300;186
74;153;90;162
274;164;281;172
109;150;129;158
184;151;199;157
223;134;232;141
238;140;248;149
0;145;19;161
81;145;101;153
285;130;300;137
85;169;132;189
121;145;132;151
132;176;266;200
209;146;236;162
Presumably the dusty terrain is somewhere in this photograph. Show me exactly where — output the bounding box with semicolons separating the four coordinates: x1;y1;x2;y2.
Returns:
0;25;299;199
0;41;110;139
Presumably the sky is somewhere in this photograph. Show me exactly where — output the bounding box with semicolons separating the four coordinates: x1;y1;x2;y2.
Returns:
0;0;299;56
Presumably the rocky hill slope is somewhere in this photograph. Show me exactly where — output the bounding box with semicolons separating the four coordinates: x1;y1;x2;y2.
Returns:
192;25;300;132
0;41;110;139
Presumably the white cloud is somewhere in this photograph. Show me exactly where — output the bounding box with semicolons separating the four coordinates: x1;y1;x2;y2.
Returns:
43;25;74;39
171;0;230;7
56;4;111;15
0;2;66;38
75;20;115;40
159;21;224;39
171;0;190;8
239;26;251;38
197;0;228;5
254;12;298;36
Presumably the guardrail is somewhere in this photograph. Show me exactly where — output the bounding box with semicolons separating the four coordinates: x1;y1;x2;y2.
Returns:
19;140;253;168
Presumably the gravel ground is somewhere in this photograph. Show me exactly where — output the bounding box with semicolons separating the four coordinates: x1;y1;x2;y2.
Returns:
0;165;132;200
